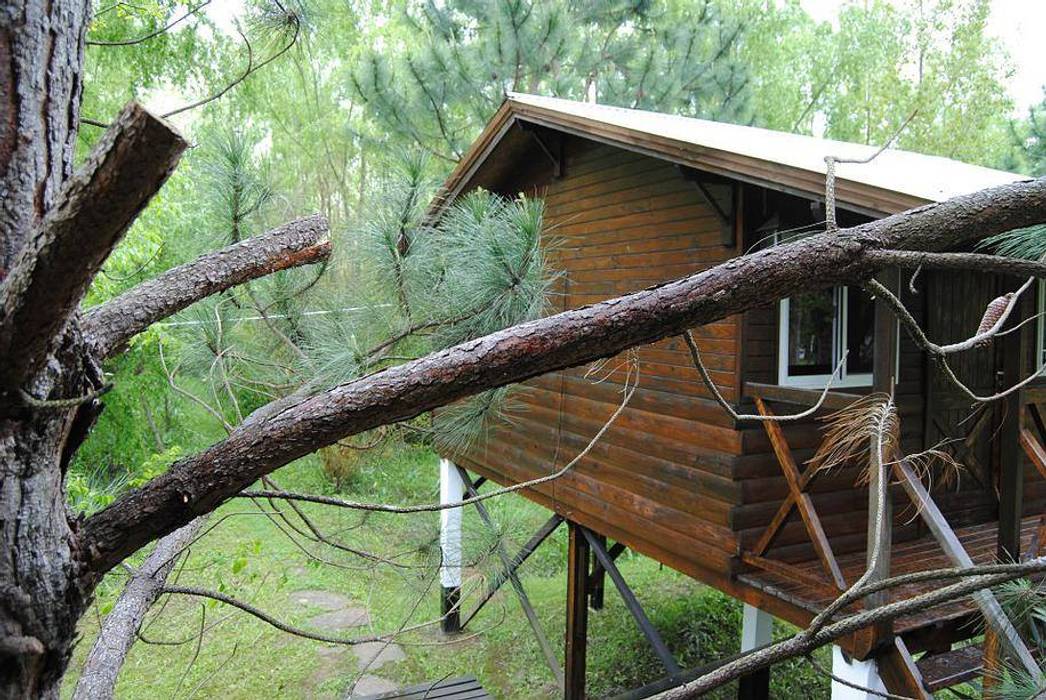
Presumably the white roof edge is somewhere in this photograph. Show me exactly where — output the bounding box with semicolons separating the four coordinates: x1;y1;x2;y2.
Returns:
505;92;1023;206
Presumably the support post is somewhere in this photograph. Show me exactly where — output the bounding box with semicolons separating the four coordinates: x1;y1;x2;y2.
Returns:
566;522;590;700
997;280;1025;563
738;604;773;700
831;646;886;699
439;457;464;634
589;533;606;610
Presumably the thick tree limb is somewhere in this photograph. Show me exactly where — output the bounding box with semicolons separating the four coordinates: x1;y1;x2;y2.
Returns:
0;102;186;391
865;249;1046;277
71;520;203;700
83;215;331;357
78;177;1046;575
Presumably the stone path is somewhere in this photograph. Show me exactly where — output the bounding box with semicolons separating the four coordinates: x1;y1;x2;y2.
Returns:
290;590;406;699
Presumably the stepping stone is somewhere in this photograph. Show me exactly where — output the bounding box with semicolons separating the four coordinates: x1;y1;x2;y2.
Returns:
345;674;398;698
291;589;353;611
351;641;406;670
308;607;371;631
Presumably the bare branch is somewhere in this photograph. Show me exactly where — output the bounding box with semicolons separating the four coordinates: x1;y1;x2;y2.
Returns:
83;215;330;357
78;177;1046;574
72;520;204;700
0;102;186;391
86;1;212;47
683;331;846;422
240;357;637;514
654;558;1046;698
866;249;1046;278
160;585;444;645
863;276;1034;355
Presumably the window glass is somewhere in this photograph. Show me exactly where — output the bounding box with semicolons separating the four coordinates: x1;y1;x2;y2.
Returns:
846;288;876;375
787;289;835;377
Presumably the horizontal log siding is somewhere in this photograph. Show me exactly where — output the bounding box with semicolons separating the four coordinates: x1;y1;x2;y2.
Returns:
457;138;744;580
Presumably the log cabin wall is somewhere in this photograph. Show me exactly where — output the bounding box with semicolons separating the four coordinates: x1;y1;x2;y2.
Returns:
449;121;1035;591
454;130;749;587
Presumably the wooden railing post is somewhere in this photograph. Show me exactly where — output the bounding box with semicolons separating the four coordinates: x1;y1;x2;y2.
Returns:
997;281;1026;562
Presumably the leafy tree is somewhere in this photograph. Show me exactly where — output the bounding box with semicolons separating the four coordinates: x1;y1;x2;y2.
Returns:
350;0;754;161
1008;88;1046;176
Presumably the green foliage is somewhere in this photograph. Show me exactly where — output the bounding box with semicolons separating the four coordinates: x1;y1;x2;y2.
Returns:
351;0;753;160
980;225;1046;261
1009;88;1046;176
299;152;554;458
738;0;1013;165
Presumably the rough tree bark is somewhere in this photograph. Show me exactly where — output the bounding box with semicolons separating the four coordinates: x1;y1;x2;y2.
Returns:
83;214;331;357
0;7;194;698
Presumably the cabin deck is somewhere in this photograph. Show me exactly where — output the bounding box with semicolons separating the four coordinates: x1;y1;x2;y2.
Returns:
737;515;1042;650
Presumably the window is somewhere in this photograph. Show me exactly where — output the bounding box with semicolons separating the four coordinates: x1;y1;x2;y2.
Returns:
778;287;875;387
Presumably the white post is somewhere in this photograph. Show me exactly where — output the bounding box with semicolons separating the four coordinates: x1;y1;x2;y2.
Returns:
741;603;774;652
739;604;774;697
439;458;465;633
830;646;886;699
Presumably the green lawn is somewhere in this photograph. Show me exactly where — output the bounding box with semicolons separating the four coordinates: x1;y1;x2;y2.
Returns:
63;444;829;699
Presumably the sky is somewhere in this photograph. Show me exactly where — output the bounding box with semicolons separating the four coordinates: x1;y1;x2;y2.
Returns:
801;0;1046;114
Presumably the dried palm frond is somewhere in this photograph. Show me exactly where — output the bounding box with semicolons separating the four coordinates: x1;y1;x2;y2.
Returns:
900;445;962;492
808;394;899;478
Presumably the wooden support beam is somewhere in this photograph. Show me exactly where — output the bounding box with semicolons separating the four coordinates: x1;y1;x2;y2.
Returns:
582;528;682;676
1019;427;1046;482
875;638;932;699
459;469;563;686
753;397;848;590
520;122;563;178
565;522;590;700
997;283;1026;563
892;459;1039;676
461;512;563;628
676;165;736;246
588;533;607;611
588;540;626;611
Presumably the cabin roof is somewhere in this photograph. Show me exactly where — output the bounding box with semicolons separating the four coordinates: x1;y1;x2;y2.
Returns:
439;92;1023;217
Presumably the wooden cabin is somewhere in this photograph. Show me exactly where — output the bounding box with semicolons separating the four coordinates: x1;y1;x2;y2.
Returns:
431;94;1045;699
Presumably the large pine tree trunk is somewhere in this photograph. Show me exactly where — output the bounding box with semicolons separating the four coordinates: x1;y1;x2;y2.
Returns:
0;4;92;698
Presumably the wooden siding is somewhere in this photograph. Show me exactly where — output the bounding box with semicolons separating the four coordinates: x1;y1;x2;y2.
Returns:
450;130;1030;601
456;136;746;582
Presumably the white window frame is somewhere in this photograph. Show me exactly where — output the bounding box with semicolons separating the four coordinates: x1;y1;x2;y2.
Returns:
777;286;873;389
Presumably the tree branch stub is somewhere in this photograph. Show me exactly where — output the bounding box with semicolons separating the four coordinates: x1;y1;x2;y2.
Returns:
0;102;187;392
83;214;331;357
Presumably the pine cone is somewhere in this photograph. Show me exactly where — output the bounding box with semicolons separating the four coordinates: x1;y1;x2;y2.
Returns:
975;292;1013;344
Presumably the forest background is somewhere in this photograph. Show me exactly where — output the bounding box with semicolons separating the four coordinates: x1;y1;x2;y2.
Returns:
65;1;1046;697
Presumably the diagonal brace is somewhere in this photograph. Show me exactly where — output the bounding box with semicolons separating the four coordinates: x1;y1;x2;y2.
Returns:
582;527;681;676
461;512;563;629
458;467;564;686
752;397;847;590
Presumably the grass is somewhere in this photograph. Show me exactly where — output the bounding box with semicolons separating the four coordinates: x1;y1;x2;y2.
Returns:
62;443;830;699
